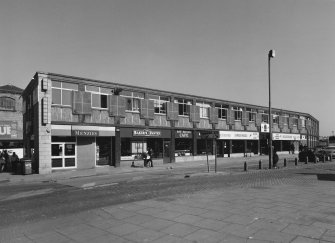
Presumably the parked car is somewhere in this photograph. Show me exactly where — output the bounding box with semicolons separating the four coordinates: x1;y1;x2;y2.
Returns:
314;149;328;161
298;149;318;162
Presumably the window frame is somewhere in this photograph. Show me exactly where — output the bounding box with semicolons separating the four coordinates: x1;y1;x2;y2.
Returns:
120;91;144;112
0;96;16;111
148;95;169;114
52;81;78;107
246;108;256;122
196;101;211;118
232;106;243;121
85;85;110;109
174;98;192;116
215;104;228;120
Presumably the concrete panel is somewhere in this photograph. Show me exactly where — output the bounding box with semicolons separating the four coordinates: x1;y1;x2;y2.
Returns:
77;137;95;169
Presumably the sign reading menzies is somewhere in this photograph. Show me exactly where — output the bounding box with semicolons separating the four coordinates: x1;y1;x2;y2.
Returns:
133;129;161;137
72;130;99;137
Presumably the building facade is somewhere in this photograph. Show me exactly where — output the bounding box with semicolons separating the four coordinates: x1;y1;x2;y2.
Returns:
0;85;23;158
22;72;319;174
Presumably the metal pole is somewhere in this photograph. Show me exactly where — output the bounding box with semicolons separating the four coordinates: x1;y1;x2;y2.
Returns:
268;50;275;169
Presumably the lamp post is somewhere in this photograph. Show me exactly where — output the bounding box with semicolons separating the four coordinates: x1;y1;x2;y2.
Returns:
268;49;275;169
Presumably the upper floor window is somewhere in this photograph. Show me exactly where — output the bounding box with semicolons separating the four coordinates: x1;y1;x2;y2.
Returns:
0;97;15;111
246;108;256;122
259;110;269;123
148;94;169;114
174;98;192;116
196;101;211;118
86;86;112;109
291;115;298;126
232;106;243;121
282;113;289;125
52;81;78;106
216;104;228;120
120;91;144;112
272;112;279;124
300;116;306;127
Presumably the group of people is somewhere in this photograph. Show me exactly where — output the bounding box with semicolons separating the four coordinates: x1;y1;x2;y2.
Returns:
0;150;19;173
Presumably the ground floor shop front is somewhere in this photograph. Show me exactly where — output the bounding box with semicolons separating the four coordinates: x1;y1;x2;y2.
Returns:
32;125;316;173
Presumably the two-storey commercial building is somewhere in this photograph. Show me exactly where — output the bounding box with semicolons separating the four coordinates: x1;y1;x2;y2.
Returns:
22;72;319;174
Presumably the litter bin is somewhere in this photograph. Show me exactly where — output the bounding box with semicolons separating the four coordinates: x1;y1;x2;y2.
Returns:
21;159;32;175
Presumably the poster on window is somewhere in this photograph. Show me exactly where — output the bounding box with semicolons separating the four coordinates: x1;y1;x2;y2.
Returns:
131;142;147;154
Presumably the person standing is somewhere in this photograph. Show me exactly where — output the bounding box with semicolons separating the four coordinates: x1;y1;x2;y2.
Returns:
0;152;5;173
11;152;19;174
146;148;153;167
273;150;279;168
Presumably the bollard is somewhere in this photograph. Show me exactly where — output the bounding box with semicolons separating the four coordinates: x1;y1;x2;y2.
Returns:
314;156;317;164
323;155;325;163
305;156;308;164
284;158;287;167
259;160;262;170
331;154;333;162
295;157;298;166
244;161;248;172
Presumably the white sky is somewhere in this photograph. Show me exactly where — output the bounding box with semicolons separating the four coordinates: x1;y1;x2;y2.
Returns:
1;0;334;136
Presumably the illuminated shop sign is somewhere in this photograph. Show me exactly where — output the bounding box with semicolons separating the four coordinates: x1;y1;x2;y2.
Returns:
133;129;161;137
219;131;259;140
176;130;192;138
272;133;300;141
0;121;18;139
71;130;99;137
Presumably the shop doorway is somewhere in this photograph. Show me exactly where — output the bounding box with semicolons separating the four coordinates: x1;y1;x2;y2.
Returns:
96;137;111;166
163;141;170;163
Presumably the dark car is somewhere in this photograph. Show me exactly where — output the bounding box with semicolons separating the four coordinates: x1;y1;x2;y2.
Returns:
298;149;318;163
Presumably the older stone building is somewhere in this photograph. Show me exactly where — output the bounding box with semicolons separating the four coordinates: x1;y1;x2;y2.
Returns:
0;84;23;158
22;72;319;174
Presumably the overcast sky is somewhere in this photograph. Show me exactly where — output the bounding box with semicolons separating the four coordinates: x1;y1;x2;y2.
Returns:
1;0;334;136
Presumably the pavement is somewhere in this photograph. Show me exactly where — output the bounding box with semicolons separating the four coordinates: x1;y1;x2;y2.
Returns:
2;154;335;242
0;154;300;185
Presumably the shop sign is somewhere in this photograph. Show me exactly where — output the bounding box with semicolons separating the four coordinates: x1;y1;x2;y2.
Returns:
219;131;259;140
301;135;306;140
72;130;99;137
0;121;18;139
272;133;300;141
133;129;161;137
176;130;192;138
261;123;270;133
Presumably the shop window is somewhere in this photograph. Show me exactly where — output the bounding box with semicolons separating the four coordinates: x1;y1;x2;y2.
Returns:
196;101;210;118
232;106;242;121
216;104;228;120
120;91;144;112
175;98;192;116
52;81;78;106
51;141;76;168
148;94;169;114
85;85;112;109
247;108;256;122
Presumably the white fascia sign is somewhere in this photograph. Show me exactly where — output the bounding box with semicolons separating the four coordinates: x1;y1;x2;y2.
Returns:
219;131;259;140
272;133;301;141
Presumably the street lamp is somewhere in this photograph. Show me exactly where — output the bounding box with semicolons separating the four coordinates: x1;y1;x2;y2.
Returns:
268;49;275;169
